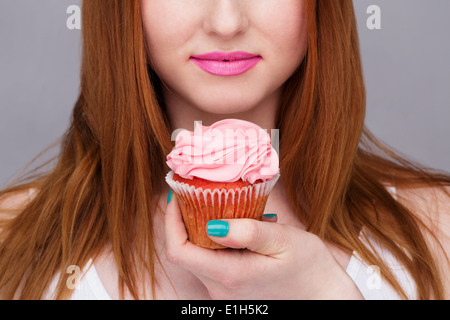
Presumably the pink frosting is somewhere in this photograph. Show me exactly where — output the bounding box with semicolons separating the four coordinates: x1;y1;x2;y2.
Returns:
166;119;279;183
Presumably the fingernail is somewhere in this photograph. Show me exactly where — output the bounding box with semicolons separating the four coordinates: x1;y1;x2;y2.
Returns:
207;220;229;237
263;213;277;219
167;190;173;204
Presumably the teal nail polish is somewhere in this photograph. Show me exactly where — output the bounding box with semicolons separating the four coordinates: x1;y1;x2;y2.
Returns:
207;220;229;237
263;213;277;219
167;190;173;204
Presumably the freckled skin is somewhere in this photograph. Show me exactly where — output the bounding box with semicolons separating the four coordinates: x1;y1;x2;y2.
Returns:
140;0;308;116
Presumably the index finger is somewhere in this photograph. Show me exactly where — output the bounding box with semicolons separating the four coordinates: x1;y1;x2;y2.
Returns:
164;191;244;275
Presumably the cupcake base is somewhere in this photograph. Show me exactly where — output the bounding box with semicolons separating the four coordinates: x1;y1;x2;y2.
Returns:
165;171;280;249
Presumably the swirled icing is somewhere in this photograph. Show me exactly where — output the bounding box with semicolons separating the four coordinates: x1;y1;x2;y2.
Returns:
166;119;279;183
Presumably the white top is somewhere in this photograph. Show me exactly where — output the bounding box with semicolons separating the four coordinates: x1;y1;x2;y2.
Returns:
44;186;416;300
344;185;416;300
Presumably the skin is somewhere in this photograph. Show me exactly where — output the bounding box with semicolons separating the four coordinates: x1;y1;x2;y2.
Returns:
141;0;308;131
138;0;364;299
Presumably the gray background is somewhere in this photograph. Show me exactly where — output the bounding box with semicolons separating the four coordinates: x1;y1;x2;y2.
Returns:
1;0;449;188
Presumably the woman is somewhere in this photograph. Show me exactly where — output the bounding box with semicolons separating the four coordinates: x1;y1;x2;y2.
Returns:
1;0;449;300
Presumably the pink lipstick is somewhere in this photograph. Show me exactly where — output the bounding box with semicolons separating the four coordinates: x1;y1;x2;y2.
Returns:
190;51;262;76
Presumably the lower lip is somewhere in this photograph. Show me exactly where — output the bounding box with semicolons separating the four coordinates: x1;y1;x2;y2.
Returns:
190;57;262;76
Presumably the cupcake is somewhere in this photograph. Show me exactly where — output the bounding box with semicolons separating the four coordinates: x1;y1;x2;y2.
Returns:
165;119;280;249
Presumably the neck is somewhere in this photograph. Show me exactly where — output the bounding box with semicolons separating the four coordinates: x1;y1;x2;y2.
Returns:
164;86;281;132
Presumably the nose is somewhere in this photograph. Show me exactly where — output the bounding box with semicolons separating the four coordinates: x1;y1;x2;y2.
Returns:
203;0;249;40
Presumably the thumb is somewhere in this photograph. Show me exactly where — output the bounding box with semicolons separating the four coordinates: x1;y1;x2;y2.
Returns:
206;218;291;257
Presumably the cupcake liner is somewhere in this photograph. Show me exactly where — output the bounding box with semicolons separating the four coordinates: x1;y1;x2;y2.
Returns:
165;171;280;249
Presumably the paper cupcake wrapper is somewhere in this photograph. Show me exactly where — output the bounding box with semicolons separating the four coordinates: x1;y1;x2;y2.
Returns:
165;171;280;249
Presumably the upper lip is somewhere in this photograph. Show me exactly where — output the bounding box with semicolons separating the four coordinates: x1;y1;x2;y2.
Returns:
190;51;261;61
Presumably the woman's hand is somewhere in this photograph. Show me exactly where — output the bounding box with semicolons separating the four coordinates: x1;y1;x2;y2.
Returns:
164;192;364;300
